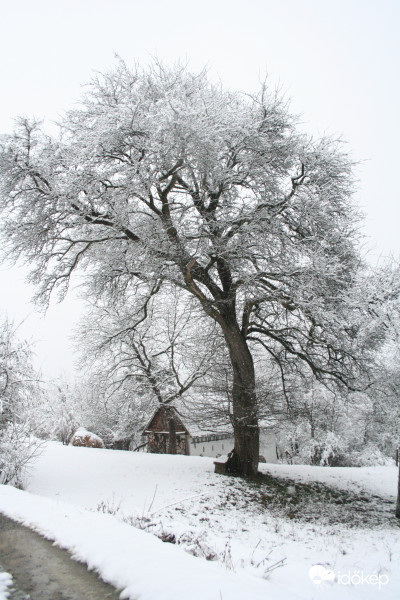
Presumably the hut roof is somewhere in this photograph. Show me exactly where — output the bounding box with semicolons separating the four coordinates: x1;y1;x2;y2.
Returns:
143;405;190;436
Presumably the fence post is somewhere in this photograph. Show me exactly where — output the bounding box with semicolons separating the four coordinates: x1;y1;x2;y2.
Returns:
396;460;400;519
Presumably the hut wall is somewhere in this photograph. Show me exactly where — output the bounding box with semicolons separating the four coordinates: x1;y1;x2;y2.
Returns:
147;432;188;455
189;431;278;462
259;431;278;463
189;436;234;458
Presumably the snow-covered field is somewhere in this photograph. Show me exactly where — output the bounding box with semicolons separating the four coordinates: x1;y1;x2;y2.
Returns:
0;442;399;599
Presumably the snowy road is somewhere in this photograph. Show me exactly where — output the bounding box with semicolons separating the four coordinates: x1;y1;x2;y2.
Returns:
0;513;120;600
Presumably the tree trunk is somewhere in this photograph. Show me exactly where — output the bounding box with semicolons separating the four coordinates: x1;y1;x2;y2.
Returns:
222;319;259;477
396;460;400;519
168;416;177;455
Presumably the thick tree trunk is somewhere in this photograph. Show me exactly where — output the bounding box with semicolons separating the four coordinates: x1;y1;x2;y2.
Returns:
222;319;259;477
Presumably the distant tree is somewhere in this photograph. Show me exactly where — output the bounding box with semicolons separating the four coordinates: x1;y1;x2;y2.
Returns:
0;317;40;425
0;317;43;486
77;286;222;451
366;266;400;517
273;379;380;466
0;60;386;475
34;379;81;445
77;379;151;450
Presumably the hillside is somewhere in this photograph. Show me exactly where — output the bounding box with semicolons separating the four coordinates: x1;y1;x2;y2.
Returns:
0;443;399;599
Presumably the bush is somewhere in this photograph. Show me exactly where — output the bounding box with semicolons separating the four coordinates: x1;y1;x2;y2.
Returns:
348;445;390;467
0;422;42;487
299;432;347;466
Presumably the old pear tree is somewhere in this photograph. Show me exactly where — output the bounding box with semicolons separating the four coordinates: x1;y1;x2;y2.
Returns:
0;61;374;476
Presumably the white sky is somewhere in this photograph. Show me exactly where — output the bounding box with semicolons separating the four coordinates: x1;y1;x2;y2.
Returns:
0;0;399;378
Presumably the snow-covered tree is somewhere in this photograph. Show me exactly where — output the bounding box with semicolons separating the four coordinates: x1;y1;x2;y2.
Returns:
77;285;223;450
273;380;380;466
0;317;43;486
34;379;82;444
0;60;385;475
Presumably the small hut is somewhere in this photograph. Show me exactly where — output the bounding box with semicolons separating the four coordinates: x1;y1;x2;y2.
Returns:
143;406;278;462
143;405;190;455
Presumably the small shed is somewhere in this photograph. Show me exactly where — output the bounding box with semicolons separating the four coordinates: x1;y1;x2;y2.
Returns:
143;405;190;455
142;406;278;463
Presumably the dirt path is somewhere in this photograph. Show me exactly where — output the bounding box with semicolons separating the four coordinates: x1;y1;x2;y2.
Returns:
0;513;122;600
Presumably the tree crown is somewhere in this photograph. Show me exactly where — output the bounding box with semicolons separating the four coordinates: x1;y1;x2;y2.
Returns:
0;60;370;388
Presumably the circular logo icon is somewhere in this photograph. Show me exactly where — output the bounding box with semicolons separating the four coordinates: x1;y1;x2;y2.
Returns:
309;565;335;584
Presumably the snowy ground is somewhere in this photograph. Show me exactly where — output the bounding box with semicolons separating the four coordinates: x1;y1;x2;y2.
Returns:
0;570;13;600
0;442;399;600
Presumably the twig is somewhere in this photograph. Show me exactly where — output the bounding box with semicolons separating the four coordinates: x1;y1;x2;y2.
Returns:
148;485;158;514
263;557;287;576
250;539;261;565
256;549;273;568
150;492;209;516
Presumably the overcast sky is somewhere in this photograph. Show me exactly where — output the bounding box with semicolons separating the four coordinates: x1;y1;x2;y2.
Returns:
0;0;399;378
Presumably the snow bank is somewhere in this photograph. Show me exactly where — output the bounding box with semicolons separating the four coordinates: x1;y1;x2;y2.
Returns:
0;486;296;600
